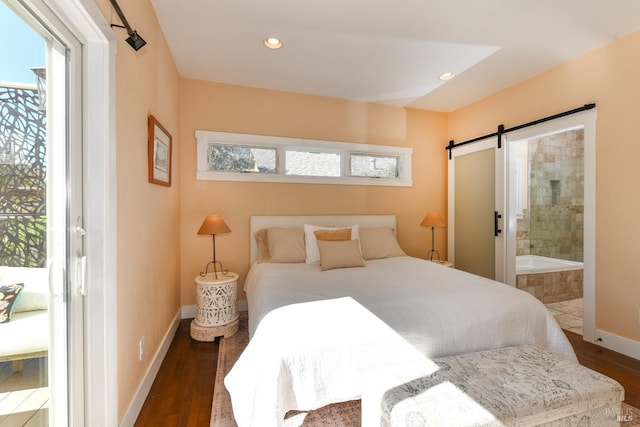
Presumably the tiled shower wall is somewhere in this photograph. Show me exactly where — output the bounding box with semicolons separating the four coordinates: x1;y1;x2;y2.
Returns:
516;129;584;262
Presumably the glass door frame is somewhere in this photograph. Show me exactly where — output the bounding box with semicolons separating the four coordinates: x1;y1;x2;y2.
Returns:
9;0;118;424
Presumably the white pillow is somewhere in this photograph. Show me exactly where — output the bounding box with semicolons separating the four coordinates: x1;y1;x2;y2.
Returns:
304;224;360;264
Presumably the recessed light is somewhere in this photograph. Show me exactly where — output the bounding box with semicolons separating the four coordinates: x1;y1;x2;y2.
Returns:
263;37;282;49
439;72;456;81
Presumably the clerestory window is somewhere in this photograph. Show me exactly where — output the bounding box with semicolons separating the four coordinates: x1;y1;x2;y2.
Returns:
196;130;412;187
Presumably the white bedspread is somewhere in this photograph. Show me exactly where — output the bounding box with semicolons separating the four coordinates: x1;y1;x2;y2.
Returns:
225;257;576;427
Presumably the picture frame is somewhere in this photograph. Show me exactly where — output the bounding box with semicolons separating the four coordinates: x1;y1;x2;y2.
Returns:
148;115;172;186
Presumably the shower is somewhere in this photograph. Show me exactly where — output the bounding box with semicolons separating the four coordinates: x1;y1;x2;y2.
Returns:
513;128;585;335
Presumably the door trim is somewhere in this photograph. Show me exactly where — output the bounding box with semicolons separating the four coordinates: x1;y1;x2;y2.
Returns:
504;109;597;343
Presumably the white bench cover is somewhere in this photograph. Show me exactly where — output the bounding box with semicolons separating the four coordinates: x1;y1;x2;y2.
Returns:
381;345;624;427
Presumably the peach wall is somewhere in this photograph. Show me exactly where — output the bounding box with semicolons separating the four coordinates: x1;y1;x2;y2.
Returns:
448;31;640;342
179;79;448;303
95;0;182;420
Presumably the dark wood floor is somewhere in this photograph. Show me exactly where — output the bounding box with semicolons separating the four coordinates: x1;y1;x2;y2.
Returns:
134;319;219;426
565;330;640;409
135;320;640;426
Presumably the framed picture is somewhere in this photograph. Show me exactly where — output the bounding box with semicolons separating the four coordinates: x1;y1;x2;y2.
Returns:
148;115;172;186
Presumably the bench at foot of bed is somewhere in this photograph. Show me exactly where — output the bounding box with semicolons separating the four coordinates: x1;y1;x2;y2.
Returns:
381;345;624;427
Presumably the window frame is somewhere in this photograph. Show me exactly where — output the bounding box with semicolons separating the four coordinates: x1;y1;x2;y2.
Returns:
196;130;413;187
206;143;279;174
349;152;400;179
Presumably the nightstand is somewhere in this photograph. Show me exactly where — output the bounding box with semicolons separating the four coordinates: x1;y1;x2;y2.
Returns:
429;259;454;268
190;272;240;341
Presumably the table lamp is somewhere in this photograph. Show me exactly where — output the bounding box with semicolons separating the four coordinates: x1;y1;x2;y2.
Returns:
198;215;231;278
420;212;446;261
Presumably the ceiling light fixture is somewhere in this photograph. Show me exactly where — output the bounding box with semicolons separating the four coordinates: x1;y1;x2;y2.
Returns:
263;37;283;49
439;72;456;81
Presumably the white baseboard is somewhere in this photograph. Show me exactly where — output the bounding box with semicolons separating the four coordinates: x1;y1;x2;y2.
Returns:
120;299;248;426
119;308;181;427
181;300;248;320
181;304;196;319
594;329;640;360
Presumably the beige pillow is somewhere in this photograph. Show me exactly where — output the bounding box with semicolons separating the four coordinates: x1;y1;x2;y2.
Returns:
313;228;351;242
317;239;365;271
304;224;360;264
254;229;270;263
359;227;406;260
267;227;306;263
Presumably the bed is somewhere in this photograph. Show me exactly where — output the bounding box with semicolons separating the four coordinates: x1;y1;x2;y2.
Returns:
224;215;576;427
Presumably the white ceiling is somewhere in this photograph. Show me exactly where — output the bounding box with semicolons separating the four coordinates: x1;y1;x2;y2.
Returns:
150;0;640;112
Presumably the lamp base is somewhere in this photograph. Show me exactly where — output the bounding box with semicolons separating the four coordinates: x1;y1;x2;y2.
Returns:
427;249;441;262
200;260;228;279
190;317;238;341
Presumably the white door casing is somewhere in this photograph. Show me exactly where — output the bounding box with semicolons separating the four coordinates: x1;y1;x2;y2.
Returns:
504;109;597;343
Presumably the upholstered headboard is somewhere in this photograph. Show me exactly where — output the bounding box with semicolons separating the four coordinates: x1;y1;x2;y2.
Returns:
249;215;397;264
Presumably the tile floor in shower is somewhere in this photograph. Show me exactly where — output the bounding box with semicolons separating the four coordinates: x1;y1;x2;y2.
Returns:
545;298;583;335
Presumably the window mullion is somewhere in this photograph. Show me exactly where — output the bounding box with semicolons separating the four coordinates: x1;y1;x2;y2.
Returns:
277;147;286;175
342;151;349;178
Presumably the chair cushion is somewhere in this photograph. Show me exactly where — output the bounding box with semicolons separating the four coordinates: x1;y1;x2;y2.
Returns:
0;310;48;359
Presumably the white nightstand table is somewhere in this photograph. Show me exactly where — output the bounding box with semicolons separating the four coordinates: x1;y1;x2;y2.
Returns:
190;272;240;341
429;259;454;268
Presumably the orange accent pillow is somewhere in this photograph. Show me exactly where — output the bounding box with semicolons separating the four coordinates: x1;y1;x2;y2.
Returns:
313;228;352;242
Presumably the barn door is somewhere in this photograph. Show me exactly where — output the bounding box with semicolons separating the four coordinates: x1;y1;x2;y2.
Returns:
448;137;505;281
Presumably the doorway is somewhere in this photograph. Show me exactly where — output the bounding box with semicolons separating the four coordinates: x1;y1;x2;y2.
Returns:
511;128;585;336
449;108;597;343
505;110;596;342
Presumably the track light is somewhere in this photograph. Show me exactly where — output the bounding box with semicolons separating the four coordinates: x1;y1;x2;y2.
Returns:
125;31;146;51
108;0;146;51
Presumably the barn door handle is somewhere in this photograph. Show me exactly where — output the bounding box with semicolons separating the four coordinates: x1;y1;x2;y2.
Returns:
494;211;502;236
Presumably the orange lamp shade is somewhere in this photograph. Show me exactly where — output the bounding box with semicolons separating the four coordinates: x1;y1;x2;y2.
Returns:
197;215;231;235
420;212;445;228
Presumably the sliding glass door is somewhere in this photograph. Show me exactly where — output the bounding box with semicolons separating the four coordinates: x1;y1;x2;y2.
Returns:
1;1;85;424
